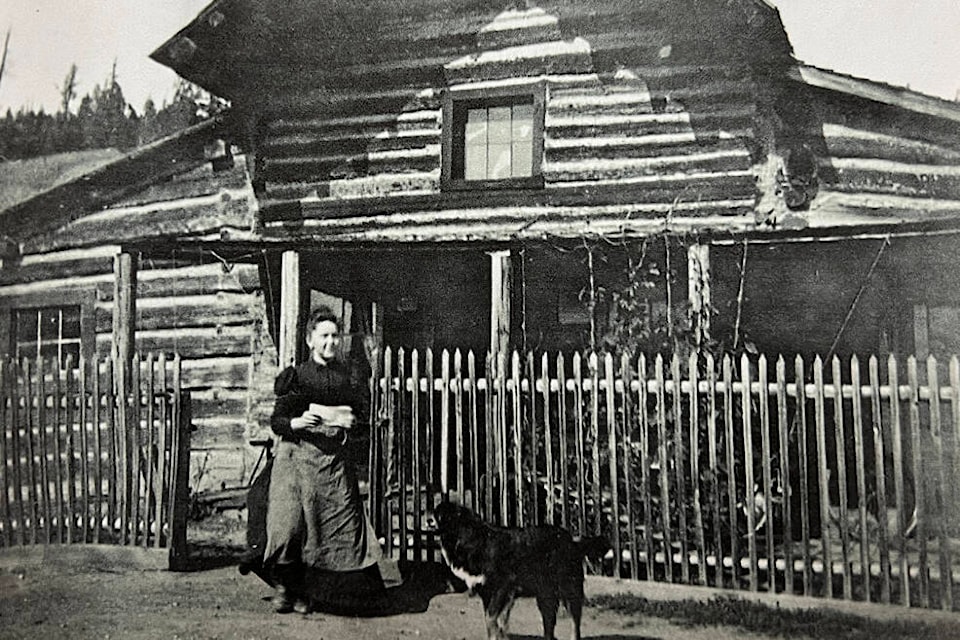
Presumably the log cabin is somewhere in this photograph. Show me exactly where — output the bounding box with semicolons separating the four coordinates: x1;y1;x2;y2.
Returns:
3;0;960;496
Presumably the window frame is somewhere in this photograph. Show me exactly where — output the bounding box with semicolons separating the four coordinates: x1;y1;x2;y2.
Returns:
441;81;546;192
0;289;96;365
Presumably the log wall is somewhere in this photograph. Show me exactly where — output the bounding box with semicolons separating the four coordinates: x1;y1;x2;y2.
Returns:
0;157;277;494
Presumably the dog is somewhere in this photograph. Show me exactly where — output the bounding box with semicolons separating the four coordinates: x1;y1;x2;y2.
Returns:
428;500;608;640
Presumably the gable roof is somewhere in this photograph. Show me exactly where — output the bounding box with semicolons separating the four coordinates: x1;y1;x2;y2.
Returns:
0;118;223;249
0;149;123;212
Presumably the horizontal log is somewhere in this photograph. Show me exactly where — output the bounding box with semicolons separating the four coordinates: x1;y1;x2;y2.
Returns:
189;389;249;422
328;171;439;200
544;132;749;162
267;109;440;137
0;247;116;287
443;38;594;85
821;123;960;166
543;149;752;182
264;88;442;125
190;415;249;449
822;158;960;200
26;194;257;254
109;162;251;210
94;292;260;332
0;272;114;299
263;170;755;222
95;325;254;359
137;263;260;298
181;356;252;390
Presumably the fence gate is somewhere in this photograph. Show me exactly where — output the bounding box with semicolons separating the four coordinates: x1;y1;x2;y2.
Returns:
370;347;960;611
0;353;191;566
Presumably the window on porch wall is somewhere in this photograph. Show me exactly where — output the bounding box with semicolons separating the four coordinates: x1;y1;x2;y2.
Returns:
12;305;82;367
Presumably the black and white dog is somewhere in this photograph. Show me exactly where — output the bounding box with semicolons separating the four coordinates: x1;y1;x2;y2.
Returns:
428;501;608;640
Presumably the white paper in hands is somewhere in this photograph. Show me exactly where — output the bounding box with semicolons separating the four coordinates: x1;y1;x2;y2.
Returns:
305;404;355;429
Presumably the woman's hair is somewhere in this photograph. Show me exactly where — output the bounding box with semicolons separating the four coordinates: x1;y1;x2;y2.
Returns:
305;305;341;333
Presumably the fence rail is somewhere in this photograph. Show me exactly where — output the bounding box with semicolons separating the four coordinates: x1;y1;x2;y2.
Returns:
0;354;190;563
370;348;960;611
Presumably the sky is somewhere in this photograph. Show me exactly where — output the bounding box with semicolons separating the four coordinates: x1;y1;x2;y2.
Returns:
0;0;958;115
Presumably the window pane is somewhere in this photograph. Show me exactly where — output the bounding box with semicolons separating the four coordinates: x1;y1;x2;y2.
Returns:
39;308;60;340
465;108;487;145
15;341;38;360
61;306;81;338
487;106;512;143
39;343;59;364
512;103;534;140
15;310;37;344
488;143;512;180
464;142;488;180
61;342;81;368
512;141;532;177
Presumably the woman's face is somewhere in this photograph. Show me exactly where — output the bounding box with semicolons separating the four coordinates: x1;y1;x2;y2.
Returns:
306;319;341;364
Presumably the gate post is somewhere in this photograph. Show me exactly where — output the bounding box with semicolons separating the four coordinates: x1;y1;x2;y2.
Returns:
168;391;192;570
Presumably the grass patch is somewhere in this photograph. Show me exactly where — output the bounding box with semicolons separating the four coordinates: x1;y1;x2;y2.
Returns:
588;593;960;640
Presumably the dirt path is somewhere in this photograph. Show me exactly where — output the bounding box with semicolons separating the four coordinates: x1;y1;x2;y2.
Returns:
3;555;960;640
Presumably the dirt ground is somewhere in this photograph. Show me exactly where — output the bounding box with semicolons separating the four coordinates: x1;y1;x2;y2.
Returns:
2;514;960;640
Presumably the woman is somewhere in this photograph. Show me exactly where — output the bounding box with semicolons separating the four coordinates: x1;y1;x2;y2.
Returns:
263;306;382;614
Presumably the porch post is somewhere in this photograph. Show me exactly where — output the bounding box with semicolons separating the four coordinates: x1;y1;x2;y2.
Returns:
279;250;301;368
112;250;138;370
489;249;512;358
687;243;711;348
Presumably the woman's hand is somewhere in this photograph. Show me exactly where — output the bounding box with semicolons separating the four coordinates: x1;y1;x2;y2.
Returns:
292;411;344;439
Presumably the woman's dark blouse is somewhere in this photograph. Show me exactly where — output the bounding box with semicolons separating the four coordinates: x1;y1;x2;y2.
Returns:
270;359;365;448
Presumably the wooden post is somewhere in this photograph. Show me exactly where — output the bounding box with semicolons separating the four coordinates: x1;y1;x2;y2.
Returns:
687;243;711;347
489;250;512;360
279;250;301;368
112;252;137;370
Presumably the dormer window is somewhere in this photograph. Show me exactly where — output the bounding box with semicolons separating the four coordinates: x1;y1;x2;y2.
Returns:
442;82;545;191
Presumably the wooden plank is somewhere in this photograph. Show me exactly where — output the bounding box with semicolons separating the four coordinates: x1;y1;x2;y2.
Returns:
757;355;775;593
722;355;737;588
382;347;394;559
622;353;639;580
557;353;570;530
832;357;852;601
130;355;143;546
527;352;538;526
35;357;52;544
656;354;673;582
169;363;190;568
927;356;951;610
776;356;794;593
62;357;74;544
10;359;26;545
573;352;587;537
589;353;601;538
411;350;422;562
638;354;654;580
813;357;833;598
906;357;928;607
455;350;465;505
144;354;156;550
795;356;812;596
483;351;495;524
869;356;892;604
604;353;621;579
672;354;689;584
468;351;480;516
887;355;910;605
706;353;722;587
87;357;100;544
103;357;117;544
439;349;450;498
947;357;960;609
740;354;758;592
541;353;554;525
0;359;10;547
686;352;706;585
153;354;167;549
425;348;435;560
397;348;408;560
497;351;508;526
115;358;130;546
512;352;524;527
850;356;871;602
52;357;65;544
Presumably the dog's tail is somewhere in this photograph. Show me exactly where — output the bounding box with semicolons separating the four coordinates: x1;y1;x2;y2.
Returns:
575;535;610;562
